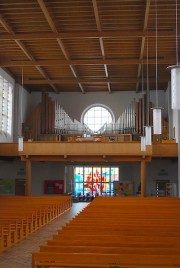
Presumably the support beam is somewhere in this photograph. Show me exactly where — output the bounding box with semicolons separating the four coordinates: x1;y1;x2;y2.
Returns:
0;58;172;68
92;0;111;93
136;0;151;92
141;160;146;197
26;158;32;196
20;77;167;85
20;155;152;162
37;0;85;93
0;15;58;93
0;30;177;40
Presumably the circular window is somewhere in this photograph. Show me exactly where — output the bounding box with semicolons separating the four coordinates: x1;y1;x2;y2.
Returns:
82;105;114;133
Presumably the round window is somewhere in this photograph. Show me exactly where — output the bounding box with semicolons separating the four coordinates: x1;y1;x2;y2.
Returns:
82;105;113;133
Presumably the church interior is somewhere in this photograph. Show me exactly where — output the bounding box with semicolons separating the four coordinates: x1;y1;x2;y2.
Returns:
0;0;180;267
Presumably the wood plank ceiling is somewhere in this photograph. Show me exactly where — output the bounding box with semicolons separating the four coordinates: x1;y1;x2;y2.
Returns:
0;0;179;93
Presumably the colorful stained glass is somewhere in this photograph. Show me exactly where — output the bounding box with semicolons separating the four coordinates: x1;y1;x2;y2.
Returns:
84;167;92;182
101;183;111;196
110;167;119;181
74;183;83;195
74;166;119;196
102;167;110;182
84;183;93;195
74;167;83;182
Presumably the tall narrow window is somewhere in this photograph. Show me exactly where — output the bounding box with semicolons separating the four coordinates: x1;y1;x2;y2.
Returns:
0;75;13;136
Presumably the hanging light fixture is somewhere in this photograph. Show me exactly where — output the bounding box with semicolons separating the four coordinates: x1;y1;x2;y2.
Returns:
18;65;24;152
141;136;146;151
152;0;163;135
18;136;23;152
145;126;152;145
140;65;146;151
167;0;180;110
144;37;152;145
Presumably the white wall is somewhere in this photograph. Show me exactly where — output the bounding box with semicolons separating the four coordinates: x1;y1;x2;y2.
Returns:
31;162;65;195
0;159;25;179
146;158;178;196
0;159;177;197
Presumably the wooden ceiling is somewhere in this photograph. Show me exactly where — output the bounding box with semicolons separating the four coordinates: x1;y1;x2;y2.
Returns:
0;0;179;93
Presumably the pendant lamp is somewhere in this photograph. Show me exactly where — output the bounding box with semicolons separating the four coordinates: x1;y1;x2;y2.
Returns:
18;65;24;152
152;107;162;134
152;0;163;134
140;65;146;151
18;136;23;152
141;136;146;151
167;0;180;110
145;126;152;145
144;37;152;145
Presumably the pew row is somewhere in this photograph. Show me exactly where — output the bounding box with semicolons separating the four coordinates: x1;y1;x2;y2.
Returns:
0;196;72;252
32;197;180;267
32;252;180;268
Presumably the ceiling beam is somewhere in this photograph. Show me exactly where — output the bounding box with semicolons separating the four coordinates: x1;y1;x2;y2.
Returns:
0;30;177;40
37;0;85;94
92;0;111;93
136;0;151;92
0;58;173;67
21;77;168;85
0;15;58;93
20;155;152;162
37;0;57;32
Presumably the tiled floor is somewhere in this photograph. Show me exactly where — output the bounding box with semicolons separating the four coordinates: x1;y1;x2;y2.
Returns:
0;202;89;268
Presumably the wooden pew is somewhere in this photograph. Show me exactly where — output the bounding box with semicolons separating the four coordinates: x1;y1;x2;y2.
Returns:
39;244;180;255
32;252;180;268
32;197;180;267
0;196;72;252
46;236;180;248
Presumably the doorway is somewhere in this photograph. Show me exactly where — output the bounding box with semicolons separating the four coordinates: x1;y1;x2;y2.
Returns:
156;180;169;197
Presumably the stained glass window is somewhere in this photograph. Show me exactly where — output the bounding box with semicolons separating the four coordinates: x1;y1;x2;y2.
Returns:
74;166;119;196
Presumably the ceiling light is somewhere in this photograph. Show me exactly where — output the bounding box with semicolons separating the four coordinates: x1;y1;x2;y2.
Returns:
152;0;163;134
167;0;180;110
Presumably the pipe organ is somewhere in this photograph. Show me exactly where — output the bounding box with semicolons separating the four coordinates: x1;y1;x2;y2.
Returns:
41;93;87;135
135;94;153;135
22;92;168;141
